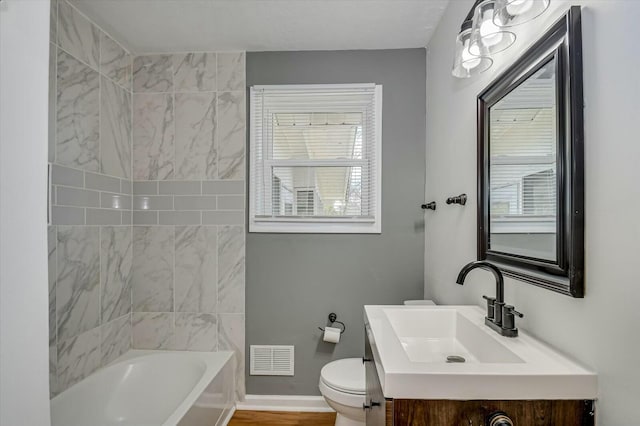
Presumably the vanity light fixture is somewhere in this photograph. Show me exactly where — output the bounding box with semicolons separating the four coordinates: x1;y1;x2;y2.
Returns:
493;0;551;27
451;0;551;78
451;20;493;79
470;0;516;55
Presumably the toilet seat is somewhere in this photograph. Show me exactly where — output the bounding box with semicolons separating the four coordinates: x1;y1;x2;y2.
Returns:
320;358;366;395
319;358;366;407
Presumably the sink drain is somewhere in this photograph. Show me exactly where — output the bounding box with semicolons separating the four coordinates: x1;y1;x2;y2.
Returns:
446;355;466;363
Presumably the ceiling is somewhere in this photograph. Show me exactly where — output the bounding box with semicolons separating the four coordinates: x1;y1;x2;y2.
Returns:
70;0;450;54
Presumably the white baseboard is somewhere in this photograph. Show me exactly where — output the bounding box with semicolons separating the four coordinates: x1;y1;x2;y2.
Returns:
235;394;334;412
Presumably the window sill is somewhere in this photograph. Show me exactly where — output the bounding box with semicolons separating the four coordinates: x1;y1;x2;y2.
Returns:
249;220;381;234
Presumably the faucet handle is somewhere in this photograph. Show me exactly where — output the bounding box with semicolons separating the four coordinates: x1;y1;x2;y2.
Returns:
482;295;496;321
511;307;524;318
502;305;524;331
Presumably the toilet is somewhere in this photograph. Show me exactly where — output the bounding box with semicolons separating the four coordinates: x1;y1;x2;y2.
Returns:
319;302;435;425
319;358;366;426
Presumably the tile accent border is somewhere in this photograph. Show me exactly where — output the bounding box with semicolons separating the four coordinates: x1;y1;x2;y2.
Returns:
51;164;132;225
132;179;244;225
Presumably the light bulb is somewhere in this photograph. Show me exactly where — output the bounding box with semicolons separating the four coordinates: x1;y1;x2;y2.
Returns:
480;10;504;46
452;25;493;78
506;0;533;16
461;42;482;70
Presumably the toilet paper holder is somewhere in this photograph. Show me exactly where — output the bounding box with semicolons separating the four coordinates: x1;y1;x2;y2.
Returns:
318;313;346;335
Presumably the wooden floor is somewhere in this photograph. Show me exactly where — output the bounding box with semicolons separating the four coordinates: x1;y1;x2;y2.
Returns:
228;410;336;426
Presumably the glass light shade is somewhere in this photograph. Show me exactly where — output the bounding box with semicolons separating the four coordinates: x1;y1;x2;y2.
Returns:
493;0;551;27
452;26;493;78
470;0;516;55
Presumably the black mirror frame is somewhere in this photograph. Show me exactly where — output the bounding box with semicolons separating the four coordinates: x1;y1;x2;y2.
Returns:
477;6;584;297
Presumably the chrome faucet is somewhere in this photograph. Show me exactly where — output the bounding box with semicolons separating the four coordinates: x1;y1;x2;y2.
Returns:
456;261;523;337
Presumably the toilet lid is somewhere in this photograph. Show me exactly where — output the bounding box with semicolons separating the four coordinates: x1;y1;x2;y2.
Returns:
320;358;365;394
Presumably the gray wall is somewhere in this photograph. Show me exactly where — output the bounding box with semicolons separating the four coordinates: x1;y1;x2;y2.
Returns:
246;49;426;395
424;1;640;424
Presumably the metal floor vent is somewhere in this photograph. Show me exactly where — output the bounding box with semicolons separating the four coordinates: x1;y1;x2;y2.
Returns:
250;345;294;376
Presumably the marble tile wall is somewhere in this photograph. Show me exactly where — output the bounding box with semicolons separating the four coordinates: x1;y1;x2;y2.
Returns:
51;0;132;176
48;0;133;397
48;221;133;396
132;52;246;180
47;0;246;401
131;51;246;399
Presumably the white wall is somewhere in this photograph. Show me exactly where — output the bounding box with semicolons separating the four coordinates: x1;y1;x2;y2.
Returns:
425;1;640;424
0;0;52;424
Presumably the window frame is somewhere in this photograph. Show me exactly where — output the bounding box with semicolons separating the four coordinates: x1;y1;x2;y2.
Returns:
249;84;382;234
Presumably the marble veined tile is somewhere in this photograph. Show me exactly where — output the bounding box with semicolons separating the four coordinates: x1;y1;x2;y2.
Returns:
48;226;57;347
49;44;57;164
100;32;131;89
57;0;99;70
133;55;173;93
101;314;131;366
49;345;58;398
175;226;217;313
101;77;132;179
132;312;174;350
217;92;245;179
57;328;100;392
174;313;217;351
56;226;100;342
173;52;216;92
218;313;245;399
175;92;217;180
132;226;174;312
101;227;132;323
133;93;174;180
217;52;245;92
57;49;100;172
217;226;245;313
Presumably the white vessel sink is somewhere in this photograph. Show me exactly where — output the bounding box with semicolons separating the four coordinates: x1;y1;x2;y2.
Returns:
365;305;597;400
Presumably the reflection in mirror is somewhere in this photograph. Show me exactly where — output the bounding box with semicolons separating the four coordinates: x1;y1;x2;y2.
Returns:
488;58;557;261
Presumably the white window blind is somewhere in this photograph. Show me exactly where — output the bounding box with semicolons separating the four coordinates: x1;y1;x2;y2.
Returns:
249;84;382;233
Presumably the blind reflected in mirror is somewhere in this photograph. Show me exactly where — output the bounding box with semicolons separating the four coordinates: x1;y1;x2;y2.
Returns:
488;58;557;261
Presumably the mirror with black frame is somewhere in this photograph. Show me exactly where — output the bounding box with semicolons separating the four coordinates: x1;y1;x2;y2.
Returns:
477;7;584;297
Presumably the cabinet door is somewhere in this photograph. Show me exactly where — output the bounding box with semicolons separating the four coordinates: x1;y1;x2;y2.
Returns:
365;324;388;426
392;400;594;426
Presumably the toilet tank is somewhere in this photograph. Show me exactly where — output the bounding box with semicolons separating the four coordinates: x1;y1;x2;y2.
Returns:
403;300;436;305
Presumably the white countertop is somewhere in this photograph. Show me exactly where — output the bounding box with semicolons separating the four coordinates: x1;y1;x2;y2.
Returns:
364;305;597;400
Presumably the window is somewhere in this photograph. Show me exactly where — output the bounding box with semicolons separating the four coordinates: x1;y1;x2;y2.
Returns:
249;84;382;233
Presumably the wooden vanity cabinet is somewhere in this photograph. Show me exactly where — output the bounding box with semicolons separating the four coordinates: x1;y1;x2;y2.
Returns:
364;328;595;426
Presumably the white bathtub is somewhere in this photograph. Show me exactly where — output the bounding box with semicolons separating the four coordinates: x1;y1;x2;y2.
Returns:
51;350;236;426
